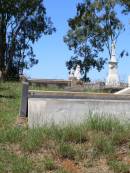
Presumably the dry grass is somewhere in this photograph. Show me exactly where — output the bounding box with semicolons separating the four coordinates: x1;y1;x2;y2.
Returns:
0;82;130;173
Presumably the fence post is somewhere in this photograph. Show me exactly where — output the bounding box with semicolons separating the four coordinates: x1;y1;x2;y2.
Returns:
19;82;29;117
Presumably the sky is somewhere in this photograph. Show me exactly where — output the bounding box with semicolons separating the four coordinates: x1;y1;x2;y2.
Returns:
25;0;130;82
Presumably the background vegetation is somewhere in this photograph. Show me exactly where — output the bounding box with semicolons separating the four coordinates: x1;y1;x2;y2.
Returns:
0;82;130;172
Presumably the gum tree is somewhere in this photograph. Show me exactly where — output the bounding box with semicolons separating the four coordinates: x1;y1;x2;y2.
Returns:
0;0;55;80
64;0;124;81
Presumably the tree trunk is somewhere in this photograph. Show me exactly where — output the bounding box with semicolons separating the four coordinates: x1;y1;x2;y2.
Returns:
0;13;7;80
83;68;87;82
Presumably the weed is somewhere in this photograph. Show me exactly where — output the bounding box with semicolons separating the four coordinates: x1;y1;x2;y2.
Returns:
62;125;87;143
22;128;45;152
43;157;56;171
111;129;130;145
92;133;114;156
41;124;87;144
86;114;123;134
0;149;32;173
0;128;24;143
58;143;76;160
108;160;130;173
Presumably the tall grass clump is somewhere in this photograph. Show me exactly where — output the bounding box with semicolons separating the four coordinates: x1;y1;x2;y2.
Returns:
22;128;46;152
86;113;124;134
0;128;24;143
92;133;114;156
41;124;88;144
0;149;32;173
60;125;88;143
43;157;56;171
108;160;130;173
58;143;76;160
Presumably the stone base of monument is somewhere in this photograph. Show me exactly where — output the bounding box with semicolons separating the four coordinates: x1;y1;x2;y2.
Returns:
28;91;130;128
115;87;130;95
115;76;130;95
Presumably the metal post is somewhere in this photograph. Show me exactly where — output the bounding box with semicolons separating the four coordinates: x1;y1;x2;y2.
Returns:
19;82;29;117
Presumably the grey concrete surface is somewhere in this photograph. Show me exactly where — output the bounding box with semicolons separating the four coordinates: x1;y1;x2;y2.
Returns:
29;90;130;100
28;98;130;128
115;87;130;95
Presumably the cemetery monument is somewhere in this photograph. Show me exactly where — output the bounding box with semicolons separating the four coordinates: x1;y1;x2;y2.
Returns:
106;41;120;87
74;65;81;80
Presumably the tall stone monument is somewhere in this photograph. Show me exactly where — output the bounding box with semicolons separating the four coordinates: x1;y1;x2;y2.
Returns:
106;41;120;87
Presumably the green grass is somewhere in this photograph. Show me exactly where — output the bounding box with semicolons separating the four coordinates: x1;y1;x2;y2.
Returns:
58;143;76;160
43;156;56;171
86;114;124;134
0;127;24;143
21;128;46;152
0;149;32;173
29;84;64;91
92;132;114;155
1;81;130;173
108;160;130;173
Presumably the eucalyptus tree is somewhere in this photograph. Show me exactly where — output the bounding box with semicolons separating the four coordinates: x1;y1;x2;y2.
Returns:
0;0;55;80
64;0;124;81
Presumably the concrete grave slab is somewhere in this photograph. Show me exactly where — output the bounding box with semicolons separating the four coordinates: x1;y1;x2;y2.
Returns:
28;91;130;128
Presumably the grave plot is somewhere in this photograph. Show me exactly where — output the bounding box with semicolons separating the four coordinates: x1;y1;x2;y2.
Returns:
19;82;130;128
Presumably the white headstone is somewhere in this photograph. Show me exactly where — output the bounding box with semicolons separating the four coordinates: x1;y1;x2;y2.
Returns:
74;65;81;80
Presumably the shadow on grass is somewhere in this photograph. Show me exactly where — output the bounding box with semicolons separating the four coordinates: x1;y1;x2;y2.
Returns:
0;94;15;99
0;86;9;90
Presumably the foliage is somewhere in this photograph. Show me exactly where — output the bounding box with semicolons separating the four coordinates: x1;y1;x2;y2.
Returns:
43;157;56;171
93;133;114;155
108;160;130;173
86;114;123;134
58;143;76;160
22;128;46;152
64;0;125;81
0;0;55;80
0;149;32;173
